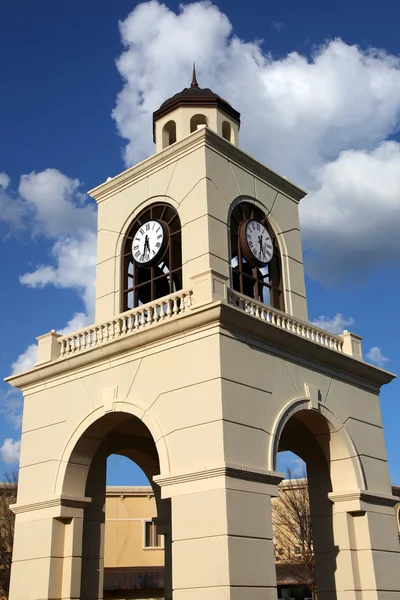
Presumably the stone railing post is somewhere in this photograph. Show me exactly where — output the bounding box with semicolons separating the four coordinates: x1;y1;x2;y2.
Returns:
36;330;62;366
190;269;228;308
340;330;363;360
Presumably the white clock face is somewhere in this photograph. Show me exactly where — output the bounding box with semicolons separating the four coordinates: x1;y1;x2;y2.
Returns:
245;220;273;265
132;220;166;266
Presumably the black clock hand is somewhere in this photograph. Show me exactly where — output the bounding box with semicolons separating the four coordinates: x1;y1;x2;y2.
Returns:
143;235;150;257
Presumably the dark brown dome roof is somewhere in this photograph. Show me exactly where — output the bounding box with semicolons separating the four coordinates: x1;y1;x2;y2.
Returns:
153;65;240;141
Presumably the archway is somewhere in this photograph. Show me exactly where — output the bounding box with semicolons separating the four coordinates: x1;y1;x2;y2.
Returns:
61;412;171;600
275;407;363;600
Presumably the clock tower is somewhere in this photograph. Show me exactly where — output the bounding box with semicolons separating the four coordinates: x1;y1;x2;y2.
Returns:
6;70;400;600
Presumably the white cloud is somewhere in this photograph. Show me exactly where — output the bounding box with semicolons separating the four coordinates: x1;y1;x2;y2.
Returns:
20;231;97;316
366;346;389;367
271;21;284;32
11;344;38;375
18;169;96;237
0;173;10;189
302;142;400;281
0;389;23;429
0;438;20;465
112;1;400;279
59;312;93;335
311;313;355;334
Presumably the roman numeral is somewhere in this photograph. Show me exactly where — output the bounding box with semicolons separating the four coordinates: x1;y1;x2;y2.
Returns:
139;228;144;235
146;223;150;231
156;242;161;248
133;245;139;251
157;234;162;239
134;251;140;258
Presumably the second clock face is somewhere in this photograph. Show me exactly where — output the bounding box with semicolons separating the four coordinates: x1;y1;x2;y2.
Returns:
241;219;274;266
132;219;168;267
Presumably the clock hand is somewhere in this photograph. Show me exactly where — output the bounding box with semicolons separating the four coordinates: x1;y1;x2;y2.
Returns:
144;235;150;256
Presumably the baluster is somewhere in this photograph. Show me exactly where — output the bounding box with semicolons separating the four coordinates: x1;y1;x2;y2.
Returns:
181;294;187;313
148;306;154;326
121;316;127;334
154;304;160;322
60;340;65;357
173;296;179;315
166;299;172;318
82;331;87;350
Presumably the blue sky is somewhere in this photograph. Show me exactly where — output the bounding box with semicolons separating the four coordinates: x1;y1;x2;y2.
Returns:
1;0;400;486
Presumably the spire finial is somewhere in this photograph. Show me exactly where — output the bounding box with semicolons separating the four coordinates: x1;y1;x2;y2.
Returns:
191;62;199;88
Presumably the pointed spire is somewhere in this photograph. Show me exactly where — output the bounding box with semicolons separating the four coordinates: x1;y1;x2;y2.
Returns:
190;62;199;88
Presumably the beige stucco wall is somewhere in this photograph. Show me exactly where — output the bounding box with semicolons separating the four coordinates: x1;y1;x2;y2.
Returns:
93;126;307;325
105;488;163;569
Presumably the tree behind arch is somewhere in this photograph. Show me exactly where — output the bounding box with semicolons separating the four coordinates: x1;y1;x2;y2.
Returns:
272;469;317;599
0;472;18;599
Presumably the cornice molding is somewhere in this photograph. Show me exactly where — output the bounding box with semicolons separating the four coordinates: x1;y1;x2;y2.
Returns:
154;466;284;488
11;495;91;515
6;301;394;393
88;127;306;205
329;489;398;508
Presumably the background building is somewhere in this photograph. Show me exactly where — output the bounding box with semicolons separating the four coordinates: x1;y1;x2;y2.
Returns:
102;481;400;599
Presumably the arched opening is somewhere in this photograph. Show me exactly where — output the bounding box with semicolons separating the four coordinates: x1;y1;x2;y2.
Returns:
162;120;176;148
190;113;208;133
122;202;182;311
222;120;232;141
275;408;362;600
273;452;313;600
104;455;164;599
230;200;284;310
62;412;171;600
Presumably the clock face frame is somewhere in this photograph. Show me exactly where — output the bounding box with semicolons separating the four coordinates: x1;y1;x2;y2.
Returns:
238;219;274;267
131;219;169;268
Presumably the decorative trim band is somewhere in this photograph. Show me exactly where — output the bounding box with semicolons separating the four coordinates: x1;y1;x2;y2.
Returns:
11;495;92;515
329;489;398;508
154;466;283;488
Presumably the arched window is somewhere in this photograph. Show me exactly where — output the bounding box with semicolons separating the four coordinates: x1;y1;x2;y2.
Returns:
190;114;208;133
230;201;284;310
122;203;182;311
162;120;176;148
222;120;232;141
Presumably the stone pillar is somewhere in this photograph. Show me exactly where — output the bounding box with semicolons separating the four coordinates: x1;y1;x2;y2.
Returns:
80;452;107;600
9;498;89;600
328;490;400;600
152;485;172;600
155;467;282;600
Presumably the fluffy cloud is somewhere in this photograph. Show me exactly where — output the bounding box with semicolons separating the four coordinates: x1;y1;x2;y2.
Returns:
0;389;23;429
366;346;389;367
0;173;10;189
11;345;38;376
0;438;20;464
302;142;400;281
18;169;96;237
113;1;400;280
20;232;97;316
1;169;97;375
311;313;355;335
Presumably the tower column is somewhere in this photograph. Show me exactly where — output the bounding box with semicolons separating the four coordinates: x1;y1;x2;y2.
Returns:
155;468;282;599
328;491;400;600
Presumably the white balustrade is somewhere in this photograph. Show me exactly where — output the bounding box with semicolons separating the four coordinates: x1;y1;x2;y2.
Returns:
58;289;193;358
227;290;344;353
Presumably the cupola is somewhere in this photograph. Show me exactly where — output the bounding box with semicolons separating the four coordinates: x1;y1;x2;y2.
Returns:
153;64;241;152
